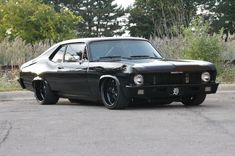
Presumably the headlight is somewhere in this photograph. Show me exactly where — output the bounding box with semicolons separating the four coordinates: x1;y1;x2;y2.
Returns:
134;74;144;86
201;72;210;82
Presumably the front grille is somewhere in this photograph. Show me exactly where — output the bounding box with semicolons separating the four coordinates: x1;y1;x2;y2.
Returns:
144;72;202;85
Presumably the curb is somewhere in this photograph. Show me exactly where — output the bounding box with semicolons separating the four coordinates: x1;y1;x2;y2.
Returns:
0;91;34;101
218;84;235;91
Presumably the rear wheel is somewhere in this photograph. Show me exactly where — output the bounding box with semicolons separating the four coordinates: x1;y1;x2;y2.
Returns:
34;81;59;105
182;94;206;106
101;78;128;109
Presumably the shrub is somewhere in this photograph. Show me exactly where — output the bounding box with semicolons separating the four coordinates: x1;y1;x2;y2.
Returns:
0;70;21;92
217;65;235;83
150;18;235;83
150;36;185;59
181;18;223;72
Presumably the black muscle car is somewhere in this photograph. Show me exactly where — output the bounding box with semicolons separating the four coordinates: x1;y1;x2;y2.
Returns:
18;37;219;109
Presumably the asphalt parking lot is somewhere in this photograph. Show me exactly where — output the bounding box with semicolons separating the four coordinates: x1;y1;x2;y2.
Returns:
0;86;235;156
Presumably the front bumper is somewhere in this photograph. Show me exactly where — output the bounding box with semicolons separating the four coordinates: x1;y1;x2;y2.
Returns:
126;83;219;99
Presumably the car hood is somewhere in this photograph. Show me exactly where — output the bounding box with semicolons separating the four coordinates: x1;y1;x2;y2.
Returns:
121;59;216;73
90;58;216;73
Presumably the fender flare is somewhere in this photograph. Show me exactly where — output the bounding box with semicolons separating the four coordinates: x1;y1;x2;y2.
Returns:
33;76;43;81
32;76;52;91
32;76;44;88
99;75;120;89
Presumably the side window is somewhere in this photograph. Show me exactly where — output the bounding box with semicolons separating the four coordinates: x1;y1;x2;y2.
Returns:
51;46;66;63
64;43;86;62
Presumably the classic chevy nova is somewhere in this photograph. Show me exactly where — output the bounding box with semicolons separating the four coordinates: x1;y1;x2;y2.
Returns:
18;37;219;109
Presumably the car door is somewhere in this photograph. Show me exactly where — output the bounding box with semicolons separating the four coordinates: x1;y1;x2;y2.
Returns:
57;43;90;97
45;45;67;92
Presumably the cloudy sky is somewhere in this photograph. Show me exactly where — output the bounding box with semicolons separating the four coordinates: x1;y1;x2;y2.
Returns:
115;0;135;8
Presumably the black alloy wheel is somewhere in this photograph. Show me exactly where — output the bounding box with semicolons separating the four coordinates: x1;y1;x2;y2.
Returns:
101;78;128;109
36;81;46;101
103;79;119;106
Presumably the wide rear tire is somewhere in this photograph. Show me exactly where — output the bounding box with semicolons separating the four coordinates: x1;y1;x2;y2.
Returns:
182;94;206;106
101;78;129;109
34;81;59;105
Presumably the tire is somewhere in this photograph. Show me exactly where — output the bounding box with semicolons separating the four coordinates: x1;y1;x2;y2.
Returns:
182;94;206;106
34;80;59;105
100;78;129;109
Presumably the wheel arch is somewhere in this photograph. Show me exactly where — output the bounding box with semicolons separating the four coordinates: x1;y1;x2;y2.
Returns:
99;75;120;91
32;76;51;89
32;76;43;88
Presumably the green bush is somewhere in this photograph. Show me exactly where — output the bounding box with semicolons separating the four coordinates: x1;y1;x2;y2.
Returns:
151;18;235;83
181;18;223;72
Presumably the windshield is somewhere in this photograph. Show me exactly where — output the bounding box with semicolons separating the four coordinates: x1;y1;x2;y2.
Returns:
89;40;162;61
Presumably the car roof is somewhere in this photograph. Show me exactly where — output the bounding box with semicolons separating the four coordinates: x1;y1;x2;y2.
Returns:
58;37;147;45
34;37;148;61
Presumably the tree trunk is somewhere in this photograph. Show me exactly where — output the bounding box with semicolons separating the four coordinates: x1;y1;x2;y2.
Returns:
160;0;168;37
225;31;229;42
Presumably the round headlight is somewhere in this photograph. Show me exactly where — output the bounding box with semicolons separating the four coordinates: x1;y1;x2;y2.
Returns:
134;74;144;86
201;72;210;82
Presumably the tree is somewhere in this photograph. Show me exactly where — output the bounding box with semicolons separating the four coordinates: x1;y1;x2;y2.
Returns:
128;0;199;38
207;0;235;42
44;0;125;37
0;0;81;44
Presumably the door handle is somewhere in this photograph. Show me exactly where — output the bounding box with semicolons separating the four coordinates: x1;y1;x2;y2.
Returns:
57;66;64;69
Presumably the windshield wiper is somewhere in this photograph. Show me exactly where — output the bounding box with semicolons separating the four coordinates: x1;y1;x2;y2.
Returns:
99;56;129;60
100;56;121;59
130;55;159;59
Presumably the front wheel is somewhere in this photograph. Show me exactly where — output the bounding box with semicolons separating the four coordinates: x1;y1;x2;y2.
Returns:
101;78;129;109
34;81;59;105
182;94;206;106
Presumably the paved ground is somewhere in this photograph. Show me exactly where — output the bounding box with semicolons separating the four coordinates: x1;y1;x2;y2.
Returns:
0;88;235;156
